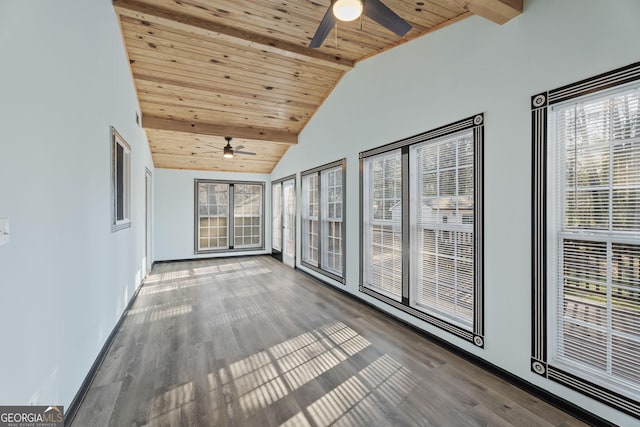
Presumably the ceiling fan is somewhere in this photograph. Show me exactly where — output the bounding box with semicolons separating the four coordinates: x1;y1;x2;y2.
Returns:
202;137;256;159
309;0;411;49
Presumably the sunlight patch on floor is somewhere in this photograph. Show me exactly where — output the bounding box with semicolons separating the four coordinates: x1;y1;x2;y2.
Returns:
125;300;193;324
239;376;289;415
139;277;209;295
149;304;193;322
307;376;369;426
192;265;220;275
208;320;378;420
279;411;313;427
148;381;194;420
278;349;419;426
160;270;190;281
215;267;272;280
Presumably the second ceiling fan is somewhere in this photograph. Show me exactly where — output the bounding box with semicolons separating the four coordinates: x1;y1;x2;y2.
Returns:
309;0;412;49
222;137;255;159
203;137;256;159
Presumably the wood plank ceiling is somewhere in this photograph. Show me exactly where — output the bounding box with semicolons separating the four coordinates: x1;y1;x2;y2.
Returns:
114;0;522;173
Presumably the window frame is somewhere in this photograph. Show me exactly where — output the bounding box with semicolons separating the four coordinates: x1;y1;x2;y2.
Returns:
194;179;265;254
301;159;346;283
359;114;485;347
531;61;640;418
111;126;131;232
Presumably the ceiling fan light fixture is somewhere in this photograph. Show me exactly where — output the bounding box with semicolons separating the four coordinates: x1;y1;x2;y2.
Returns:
332;0;363;22
223;143;234;158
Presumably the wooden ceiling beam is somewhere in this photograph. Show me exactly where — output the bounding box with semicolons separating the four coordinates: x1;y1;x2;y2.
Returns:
142;116;298;145
113;0;353;71
466;0;523;24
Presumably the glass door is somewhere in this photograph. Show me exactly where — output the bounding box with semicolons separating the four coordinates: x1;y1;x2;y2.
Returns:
144;168;152;275
271;182;282;256
282;178;296;268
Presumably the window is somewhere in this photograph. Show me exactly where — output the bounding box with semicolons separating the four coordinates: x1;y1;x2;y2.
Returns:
410;132;475;330
301;174;319;264
362;150;403;298
111;127;131;232
301;160;346;281
532;61;640;418
195;180;264;253
322;166;344;275
361;115;484;346
233;184;263;248
197;182;229;250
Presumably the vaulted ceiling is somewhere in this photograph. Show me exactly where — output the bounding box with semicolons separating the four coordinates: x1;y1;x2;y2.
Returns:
114;0;522;173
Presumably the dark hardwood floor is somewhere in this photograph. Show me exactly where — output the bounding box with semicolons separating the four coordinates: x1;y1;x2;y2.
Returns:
71;256;586;427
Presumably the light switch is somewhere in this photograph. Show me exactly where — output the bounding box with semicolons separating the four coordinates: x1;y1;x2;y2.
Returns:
0;218;9;246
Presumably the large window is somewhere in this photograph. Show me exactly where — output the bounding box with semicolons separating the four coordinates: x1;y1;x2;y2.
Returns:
111;127;131;232
532;62;640;417
361;115;484;346
322;166;344;274
233;184;263;249
301;174;319;264
301;160;345;281
362;151;403;298
410;132;475;330
195;180;264;253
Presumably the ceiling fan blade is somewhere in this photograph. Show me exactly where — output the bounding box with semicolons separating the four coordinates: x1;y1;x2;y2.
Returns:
234;145;245;150
235;150;256;156
309;6;336;48
363;0;411;37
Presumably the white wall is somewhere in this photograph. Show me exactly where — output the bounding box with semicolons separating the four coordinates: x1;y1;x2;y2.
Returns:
154;169;270;261
271;0;640;424
0;0;154;409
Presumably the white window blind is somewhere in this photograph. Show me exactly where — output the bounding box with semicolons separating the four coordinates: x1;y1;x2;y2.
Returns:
233;184;263;249
363;150;403;300
197;183;229;250
272;182;282;251
301;162;345;279
410;131;475;329
321;166;343;275
302;174;319;265
550;86;640;399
